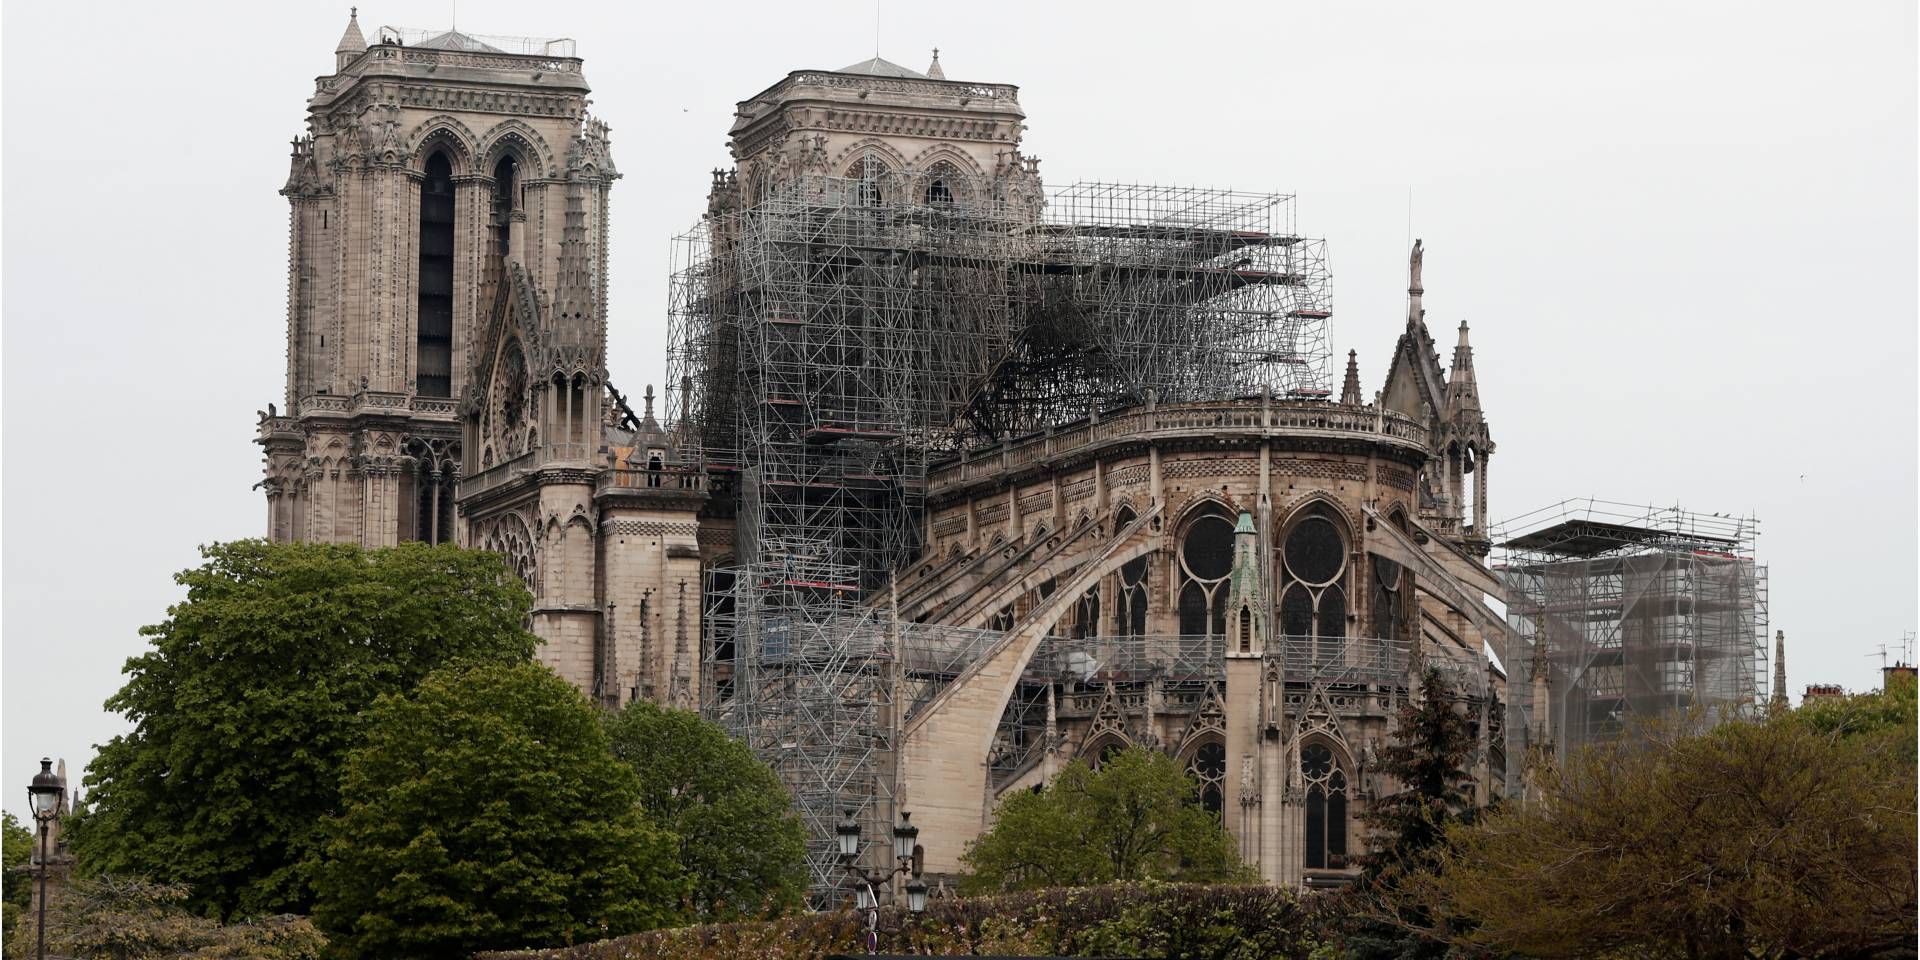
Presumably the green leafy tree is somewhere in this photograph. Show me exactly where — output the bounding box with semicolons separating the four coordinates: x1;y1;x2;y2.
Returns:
2;812;32;957
1403;695;1919;959
4;874;324;960
1789;670;1918;756
960;746;1253;893
604;699;808;920
1350;667;1483;960
315;661;685;959
73;540;539;919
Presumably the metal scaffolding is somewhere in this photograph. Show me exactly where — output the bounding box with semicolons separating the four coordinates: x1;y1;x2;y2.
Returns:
1495;500;1768;770
675;174;1334;900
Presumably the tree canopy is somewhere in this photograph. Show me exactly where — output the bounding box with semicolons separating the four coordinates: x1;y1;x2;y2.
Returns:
3;812;32;957
5;874;325;960
960;746;1253;894
1349;667;1485;959
1398;683;1919;959
73;540;539;918
315;661;684;960
603;699;808;920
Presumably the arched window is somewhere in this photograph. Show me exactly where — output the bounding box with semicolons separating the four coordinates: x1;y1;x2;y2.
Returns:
1072;587;1099;640
1278;503;1349;664
1302;742;1349;869
1177;510;1234;637
922;159;967;207
1113;506;1149;636
850;154;888;206
1187;739;1227;815
491;154;518;257
1371;556;1404;642
417;151;455;398
1085;738;1128;770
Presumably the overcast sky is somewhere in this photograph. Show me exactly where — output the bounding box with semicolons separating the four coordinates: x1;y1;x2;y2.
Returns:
4;0;1915;821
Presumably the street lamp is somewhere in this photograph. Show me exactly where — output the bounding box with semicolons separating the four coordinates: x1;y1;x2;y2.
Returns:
27;758;63;960
837;808;929;955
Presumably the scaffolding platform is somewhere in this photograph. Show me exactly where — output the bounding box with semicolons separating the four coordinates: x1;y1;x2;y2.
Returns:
1494;500;1768;779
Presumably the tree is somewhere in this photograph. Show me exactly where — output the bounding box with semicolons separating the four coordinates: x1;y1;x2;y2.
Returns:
1349;667;1483;959
73;540;539;919
960;746;1253;894
603;699;808;920
1788;671;1918;756
1361;668;1480;885
4;874;324;960
314;661;685;959
1404;697;1919;959
2;812;31;958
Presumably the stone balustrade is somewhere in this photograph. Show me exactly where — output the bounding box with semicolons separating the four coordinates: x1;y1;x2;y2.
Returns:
930;398;1429;493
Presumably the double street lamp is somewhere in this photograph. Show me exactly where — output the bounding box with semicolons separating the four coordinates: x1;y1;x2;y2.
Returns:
835;809;929;954
27;758;63;960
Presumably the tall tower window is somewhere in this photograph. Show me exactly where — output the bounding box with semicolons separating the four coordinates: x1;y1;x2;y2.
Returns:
1302;742;1349;869
417;151;455;398
492;154;518;257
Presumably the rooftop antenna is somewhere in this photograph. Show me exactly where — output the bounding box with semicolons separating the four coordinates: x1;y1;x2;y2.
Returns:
1868;643;1890;669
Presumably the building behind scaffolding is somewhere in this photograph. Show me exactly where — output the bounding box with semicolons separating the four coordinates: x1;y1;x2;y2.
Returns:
264;24;1520;900
1495;500;1769;774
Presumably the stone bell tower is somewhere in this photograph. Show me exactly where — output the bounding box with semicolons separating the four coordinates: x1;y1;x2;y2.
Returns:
257;9;612;548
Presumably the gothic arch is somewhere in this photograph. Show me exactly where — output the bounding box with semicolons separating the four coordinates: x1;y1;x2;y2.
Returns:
1296;731;1354;870
477;119;554;179
905;143;988;181
476;510;539;595
1275;490;1361;544
406;116;482;175
1077;731;1132;770
909;147;986;206
832;138;912;176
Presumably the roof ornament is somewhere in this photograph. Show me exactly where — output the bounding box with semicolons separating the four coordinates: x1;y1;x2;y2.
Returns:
927;47;946;80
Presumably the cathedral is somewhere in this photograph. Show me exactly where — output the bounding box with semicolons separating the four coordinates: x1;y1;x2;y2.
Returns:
259;13;1506;895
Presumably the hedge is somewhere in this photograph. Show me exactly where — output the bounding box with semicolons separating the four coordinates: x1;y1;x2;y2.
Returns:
476;883;1339;959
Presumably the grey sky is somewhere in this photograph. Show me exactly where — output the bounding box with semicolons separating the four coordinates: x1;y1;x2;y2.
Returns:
5;0;1914;822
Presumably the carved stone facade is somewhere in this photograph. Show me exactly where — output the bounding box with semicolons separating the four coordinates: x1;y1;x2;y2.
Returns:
258;28;1506;891
259;15;701;705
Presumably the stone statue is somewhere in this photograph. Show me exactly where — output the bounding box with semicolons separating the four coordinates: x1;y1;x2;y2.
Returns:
1409;239;1424;292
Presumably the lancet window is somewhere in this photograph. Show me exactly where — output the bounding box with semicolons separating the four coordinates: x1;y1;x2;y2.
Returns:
1177;509;1234;637
1277;503;1349;664
1187;739;1227;815
1113;506;1149;636
1302;742;1349;869
417;151;455;398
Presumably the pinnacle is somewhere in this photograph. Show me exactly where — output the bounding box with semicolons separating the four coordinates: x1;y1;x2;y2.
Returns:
926;47;946;80
335;7;368;58
1340;349;1363;405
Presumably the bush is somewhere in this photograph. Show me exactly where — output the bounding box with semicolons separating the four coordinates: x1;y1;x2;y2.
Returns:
475;883;1337;960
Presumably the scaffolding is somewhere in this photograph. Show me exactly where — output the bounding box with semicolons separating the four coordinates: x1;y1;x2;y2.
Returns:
1495;500;1768;773
675;174;1334;899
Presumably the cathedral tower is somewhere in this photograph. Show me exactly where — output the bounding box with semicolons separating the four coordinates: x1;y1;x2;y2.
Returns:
258;12;613;549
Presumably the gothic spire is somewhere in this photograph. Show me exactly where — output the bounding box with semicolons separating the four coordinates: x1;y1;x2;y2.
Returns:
1340;350;1363;405
1446;320;1480;413
926;47;946;80
1770;630;1789;712
334;8;368;71
1406;238;1425;330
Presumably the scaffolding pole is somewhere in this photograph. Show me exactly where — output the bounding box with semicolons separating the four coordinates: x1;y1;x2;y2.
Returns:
1494;500;1768;784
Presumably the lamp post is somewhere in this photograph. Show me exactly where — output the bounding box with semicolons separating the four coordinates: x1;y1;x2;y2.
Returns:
837;809;929;955
27;758;63;960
